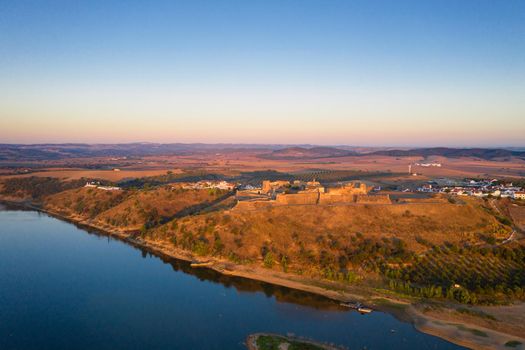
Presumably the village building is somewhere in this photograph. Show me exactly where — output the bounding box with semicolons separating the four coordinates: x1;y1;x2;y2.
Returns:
416;177;523;199
514;191;525;200
415;162;442;167
181;180;236;191
84;182;121;191
97;186;121;191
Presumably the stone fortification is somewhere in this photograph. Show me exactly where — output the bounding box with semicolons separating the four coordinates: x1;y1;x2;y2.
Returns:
234;180;389;210
318;193;356;204
262;180;291;194
275;192;319;205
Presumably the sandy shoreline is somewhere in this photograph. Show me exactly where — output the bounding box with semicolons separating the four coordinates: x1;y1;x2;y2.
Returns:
2;198;524;350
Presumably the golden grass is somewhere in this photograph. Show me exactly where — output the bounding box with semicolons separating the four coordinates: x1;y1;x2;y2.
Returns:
154;197;509;265
44;185;225;231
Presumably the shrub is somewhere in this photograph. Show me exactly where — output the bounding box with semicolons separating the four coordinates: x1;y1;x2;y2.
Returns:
264;252;275;268
505;341;522;348
193;240;209;256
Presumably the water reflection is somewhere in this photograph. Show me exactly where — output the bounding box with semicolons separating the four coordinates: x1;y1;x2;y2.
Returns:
72;218;344;311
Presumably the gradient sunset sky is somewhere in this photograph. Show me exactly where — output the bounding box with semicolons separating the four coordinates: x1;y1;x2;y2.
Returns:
1;0;524;146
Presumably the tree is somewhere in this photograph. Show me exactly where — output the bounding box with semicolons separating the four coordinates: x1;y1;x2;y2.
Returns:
280;255;288;272
264;252;275;268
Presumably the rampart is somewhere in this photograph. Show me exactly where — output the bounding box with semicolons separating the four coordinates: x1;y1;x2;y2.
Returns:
318;193;357;204
262;180;291;194
327;182;369;195
234;180;390;210
275;192;319;205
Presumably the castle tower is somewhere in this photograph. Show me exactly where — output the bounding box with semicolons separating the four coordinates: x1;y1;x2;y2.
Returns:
262;180;271;193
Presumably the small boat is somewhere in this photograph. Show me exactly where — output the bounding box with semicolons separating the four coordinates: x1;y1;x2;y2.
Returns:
190;260;213;268
357;306;373;314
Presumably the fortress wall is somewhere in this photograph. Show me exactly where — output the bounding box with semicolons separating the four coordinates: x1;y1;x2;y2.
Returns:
235;191;266;201
355;194;392;204
262;180;290;193
326;185;368;196
318;193;356;204
275;192;319;205
235;193;392;210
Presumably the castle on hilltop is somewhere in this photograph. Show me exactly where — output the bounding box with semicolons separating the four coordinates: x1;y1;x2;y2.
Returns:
235;180;390;210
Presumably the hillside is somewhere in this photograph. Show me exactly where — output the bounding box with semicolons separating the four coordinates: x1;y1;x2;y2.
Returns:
143;197;523;304
2;175;523;305
148;197;508;261
0;176;85;200
94;186;228;231
44;186;230;232
259;147;355;160
2;144;524;166
0;143;288;161
44;187;132;220
369;147;525;160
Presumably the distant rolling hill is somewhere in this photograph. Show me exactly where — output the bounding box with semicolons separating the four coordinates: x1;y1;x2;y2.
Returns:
367;147;525;160
259;146;356;160
0;143;286;161
1;143;523;162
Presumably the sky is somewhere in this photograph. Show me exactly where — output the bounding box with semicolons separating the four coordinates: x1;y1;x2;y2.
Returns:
0;0;524;147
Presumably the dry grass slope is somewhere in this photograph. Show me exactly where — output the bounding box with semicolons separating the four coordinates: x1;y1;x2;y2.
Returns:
44;186;229;231
148;197;510;271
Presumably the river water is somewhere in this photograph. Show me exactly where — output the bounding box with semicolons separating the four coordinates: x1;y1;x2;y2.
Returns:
0;207;464;349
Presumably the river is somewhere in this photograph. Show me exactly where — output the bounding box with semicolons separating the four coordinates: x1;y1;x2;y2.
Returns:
0;206;464;349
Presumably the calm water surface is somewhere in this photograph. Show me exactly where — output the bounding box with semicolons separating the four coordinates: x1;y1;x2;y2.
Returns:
0;207;464;349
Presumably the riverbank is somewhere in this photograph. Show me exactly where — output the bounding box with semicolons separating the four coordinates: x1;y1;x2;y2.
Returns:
2;198;524;350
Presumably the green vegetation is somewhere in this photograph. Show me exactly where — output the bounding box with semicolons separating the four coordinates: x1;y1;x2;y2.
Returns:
255;335;327;350
468;328;488;337
385;244;525;304
505;340;523;348
263;252;275;268
73;190;128;219
117;169;399;189
118;171;224;189
1;176;85;199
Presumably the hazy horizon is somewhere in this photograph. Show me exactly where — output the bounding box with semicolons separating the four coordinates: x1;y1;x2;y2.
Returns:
1;141;525;150
1;1;524;146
